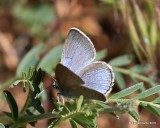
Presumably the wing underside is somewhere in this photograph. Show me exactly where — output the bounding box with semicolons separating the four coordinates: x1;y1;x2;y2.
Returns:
60;28;96;74
55;63;106;101
78;61;114;95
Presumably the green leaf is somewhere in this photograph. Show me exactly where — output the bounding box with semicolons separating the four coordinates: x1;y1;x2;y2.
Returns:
61;106;70;115
48;117;61;128
26;66;35;79
152;97;160;103
65;99;77;112
31;92;44;114
73;115;95;128
22;81;26;92
34;103;45;114
133;85;160;100
25;109;36;126
150;19;158;49
110;82;144;99
70;119;78;128
76;96;83;111
28;81;34;91
13;3;55;36
3;91;18;121
16;44;45;77
95;49;107;61
134;2;149;44
96;102;114;112
115;71;125;89
145;0;154;18
129;110;140;121
127;15;144;62
10;80;21;88
31;68;44;93
38;44;63;73
54;101;63;111
3;111;13;119
130;64;152;73
0;123;5;128
109;54;134;66
140;103;160;116
96;102;118;118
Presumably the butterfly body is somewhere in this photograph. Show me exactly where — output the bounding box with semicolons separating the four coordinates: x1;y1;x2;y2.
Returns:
54;28;114;101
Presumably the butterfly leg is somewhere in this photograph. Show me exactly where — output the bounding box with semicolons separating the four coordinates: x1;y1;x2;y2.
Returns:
57;93;64;105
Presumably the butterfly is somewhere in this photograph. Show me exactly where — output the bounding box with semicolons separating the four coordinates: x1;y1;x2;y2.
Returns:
54;28;114;102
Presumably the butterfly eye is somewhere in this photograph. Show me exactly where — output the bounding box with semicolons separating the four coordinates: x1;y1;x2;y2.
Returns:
53;81;59;90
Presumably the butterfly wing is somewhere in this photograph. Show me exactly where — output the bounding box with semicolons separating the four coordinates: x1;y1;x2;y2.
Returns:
66;84;106;101
78;61;114;96
55;63;84;87
55;64;106;101
61;28;96;74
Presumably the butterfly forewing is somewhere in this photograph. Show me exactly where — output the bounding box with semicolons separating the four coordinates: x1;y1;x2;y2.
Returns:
61;28;96;74
78;61;114;96
55;64;84;87
55;64;106;101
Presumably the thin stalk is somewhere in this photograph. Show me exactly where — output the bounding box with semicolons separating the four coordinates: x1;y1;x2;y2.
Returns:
12;112;60;128
108;98;160;108
21;112;59;123
108;98;129;103
62;111;85;120
20;89;31;114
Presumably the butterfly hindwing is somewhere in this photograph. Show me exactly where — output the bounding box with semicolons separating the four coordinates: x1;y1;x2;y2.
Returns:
78;61;114;96
55;64;106;101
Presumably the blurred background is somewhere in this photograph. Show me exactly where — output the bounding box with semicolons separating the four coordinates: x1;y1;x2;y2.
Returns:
0;0;160;128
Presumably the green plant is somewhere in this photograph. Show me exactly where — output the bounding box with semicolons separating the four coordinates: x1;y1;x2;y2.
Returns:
0;67;160;127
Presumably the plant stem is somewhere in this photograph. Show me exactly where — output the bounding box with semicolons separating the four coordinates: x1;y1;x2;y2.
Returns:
47;111;86;127
108;98;160;108
12;112;60;128
21;112;60;123
108;98;129;103
20;89;31;114
63;111;85;120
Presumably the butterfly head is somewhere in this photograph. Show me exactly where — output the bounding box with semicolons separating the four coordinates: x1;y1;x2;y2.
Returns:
53;81;60;90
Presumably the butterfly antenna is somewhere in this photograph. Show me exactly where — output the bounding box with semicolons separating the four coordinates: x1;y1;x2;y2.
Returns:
34;83;55;99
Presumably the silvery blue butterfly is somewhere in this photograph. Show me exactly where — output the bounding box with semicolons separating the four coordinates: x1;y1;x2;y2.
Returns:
55;28;114;101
